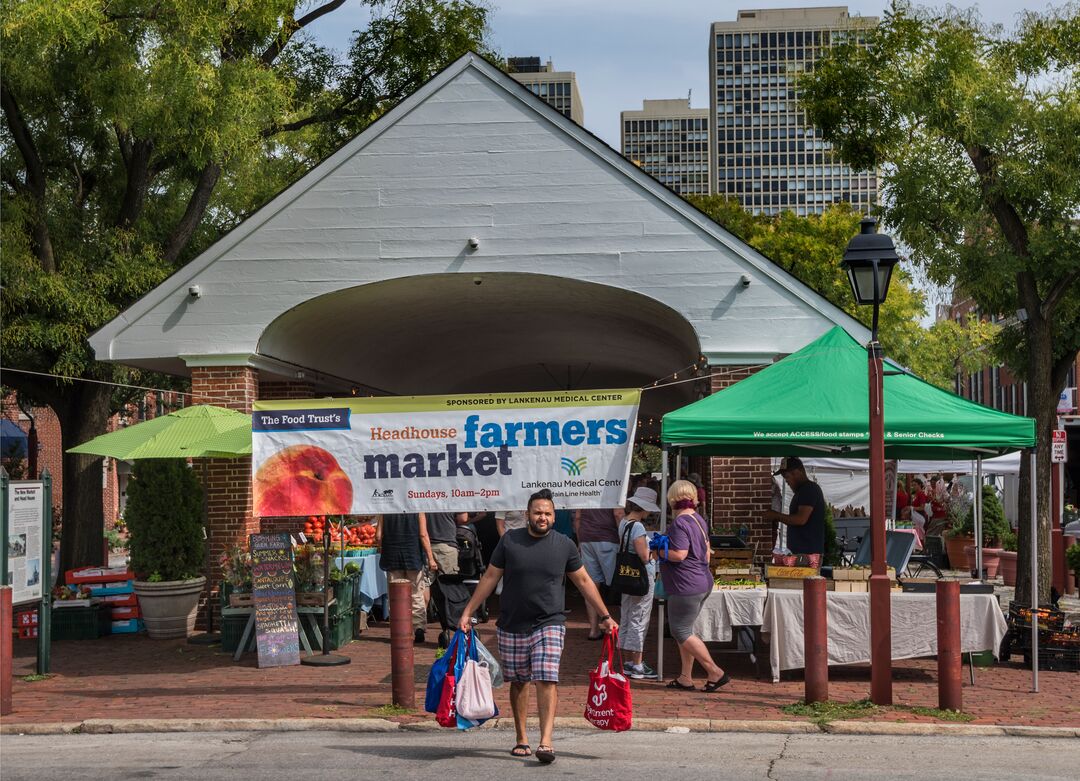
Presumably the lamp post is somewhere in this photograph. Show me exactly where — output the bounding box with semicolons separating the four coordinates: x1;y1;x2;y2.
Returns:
842;217;899;706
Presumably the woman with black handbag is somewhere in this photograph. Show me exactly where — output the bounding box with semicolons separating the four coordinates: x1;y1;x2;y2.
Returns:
613;486;662;679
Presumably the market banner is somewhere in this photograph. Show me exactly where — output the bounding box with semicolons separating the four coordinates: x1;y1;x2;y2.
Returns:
252;389;640;515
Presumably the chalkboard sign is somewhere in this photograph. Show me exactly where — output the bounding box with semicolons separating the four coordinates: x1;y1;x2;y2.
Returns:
250;533;301;668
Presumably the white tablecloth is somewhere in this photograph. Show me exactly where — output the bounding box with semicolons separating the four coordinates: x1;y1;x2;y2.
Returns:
761;589;1008;682
694;588;769;642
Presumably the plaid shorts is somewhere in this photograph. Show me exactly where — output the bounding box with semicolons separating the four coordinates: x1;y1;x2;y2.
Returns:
496;625;566;683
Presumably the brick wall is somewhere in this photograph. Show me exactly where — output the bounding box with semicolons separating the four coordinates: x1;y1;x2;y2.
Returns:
190;366;260;627
706;366;775;561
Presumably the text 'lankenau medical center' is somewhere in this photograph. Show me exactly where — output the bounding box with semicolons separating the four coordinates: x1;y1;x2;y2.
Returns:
709;7;879;215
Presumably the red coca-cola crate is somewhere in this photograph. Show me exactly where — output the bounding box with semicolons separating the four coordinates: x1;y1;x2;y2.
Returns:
65;566;134;585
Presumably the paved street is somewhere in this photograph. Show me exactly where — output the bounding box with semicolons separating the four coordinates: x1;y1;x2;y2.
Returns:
2;729;1078;781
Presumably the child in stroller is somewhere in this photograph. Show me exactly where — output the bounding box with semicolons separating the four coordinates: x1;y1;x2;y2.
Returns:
430;521;487;647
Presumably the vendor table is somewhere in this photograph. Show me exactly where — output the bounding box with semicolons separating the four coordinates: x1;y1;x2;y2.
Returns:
694;588;768;641
221;604;330;663
693;587;769;679
334;553;388;620
761;589;1008;682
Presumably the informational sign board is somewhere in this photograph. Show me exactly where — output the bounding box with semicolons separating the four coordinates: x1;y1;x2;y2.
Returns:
1057;388;1075;414
249;533;301;668
6;481;45;605
252;389;640;515
1051;430;1067;464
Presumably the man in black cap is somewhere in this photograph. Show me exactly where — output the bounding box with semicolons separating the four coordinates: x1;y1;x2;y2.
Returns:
764;457;826;555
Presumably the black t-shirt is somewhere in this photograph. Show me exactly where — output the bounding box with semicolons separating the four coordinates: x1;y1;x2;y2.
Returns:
787;480;826;555
490;528;583;634
378;514;423;572
426;512;459;545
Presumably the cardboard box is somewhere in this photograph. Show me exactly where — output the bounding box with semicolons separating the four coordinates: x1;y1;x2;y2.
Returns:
833;580;869;593
832;568;871;581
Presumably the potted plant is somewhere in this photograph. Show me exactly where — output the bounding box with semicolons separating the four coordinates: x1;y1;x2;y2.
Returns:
219;545;253;606
1067;543;1080;594
948;485;1008;576
126;460;206;639
997;529;1017;587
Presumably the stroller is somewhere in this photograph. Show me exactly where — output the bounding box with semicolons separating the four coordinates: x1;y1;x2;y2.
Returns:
430;523;487;648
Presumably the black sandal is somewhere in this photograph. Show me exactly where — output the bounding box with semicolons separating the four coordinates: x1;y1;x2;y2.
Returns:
510;744;531;757
702;673;731;692
535;745;556;764
666;677;696;690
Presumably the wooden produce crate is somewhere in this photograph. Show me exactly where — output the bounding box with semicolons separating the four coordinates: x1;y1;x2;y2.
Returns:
832;567;871;581
767;565;820;580
711;548;754;568
769;577;834;590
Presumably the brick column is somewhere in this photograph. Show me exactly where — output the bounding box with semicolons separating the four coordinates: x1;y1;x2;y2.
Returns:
707;367;774;563
190;366;259;628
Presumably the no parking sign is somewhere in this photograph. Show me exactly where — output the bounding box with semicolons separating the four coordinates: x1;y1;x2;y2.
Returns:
1051;430;1067;463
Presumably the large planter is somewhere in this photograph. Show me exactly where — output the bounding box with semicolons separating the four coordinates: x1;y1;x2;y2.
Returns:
999;550;1018;587
981;548;1002;579
945;534;975;571
134;576;207;639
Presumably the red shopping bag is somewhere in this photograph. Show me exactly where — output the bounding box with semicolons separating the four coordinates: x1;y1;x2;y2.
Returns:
436;669;458;727
584;629;632;732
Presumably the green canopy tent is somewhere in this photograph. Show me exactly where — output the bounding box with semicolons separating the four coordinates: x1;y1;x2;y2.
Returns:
662;327;1034;459
657;326;1039;686
69;404;252;642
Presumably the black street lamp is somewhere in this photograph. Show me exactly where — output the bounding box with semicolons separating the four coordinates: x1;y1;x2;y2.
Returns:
841;217;899;339
842;216;899;706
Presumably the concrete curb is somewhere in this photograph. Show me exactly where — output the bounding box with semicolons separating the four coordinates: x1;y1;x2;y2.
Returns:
2;718;1077;739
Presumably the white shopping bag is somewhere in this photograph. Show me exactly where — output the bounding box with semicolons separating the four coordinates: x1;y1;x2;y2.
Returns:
455;658;496;721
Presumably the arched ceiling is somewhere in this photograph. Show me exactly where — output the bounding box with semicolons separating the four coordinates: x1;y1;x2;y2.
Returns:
258;273;703;421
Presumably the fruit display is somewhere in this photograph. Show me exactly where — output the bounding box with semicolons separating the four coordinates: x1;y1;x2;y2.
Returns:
255;445;353;517
713;578;763;590
302;515;377;549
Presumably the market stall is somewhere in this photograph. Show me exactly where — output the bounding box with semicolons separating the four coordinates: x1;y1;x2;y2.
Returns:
657;326;1038;682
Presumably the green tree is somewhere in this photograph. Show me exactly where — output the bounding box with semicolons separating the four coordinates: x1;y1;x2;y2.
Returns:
800;2;1080;603
1;0;493;574
686;196;994;388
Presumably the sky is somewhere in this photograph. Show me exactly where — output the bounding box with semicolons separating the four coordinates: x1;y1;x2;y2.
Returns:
306;0;1039;150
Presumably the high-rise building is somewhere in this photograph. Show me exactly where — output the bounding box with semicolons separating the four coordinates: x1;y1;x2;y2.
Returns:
507;57;584;126
709;7;878;216
621;99;711;196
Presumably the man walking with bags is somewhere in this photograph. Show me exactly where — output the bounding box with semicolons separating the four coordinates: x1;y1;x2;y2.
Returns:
459;488;617;765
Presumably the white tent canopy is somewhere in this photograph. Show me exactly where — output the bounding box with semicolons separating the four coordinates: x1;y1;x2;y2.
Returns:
801;452;1021;476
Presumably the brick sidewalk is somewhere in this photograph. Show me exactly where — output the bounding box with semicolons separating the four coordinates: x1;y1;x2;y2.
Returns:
4;601;1078;727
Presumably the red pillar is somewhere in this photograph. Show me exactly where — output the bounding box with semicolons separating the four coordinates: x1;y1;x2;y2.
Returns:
1;587;13;716
388;579;416;709
936;580;962;712
868;343;892;705
803;577;828;704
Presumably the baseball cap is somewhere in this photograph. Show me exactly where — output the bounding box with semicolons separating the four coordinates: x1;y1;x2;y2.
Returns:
773;456;804;476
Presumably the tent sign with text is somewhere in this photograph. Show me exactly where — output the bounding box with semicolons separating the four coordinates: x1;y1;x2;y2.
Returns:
252;390;640;515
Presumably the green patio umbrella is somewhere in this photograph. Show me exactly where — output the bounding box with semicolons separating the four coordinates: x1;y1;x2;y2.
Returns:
68;404;251;459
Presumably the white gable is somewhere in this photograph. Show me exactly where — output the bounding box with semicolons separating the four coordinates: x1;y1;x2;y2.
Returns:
90;53;867;382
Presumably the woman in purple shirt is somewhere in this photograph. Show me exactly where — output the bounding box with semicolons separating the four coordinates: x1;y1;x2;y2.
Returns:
660;480;730;692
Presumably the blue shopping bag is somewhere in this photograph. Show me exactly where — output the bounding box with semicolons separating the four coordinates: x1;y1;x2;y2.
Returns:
425;630;462;714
